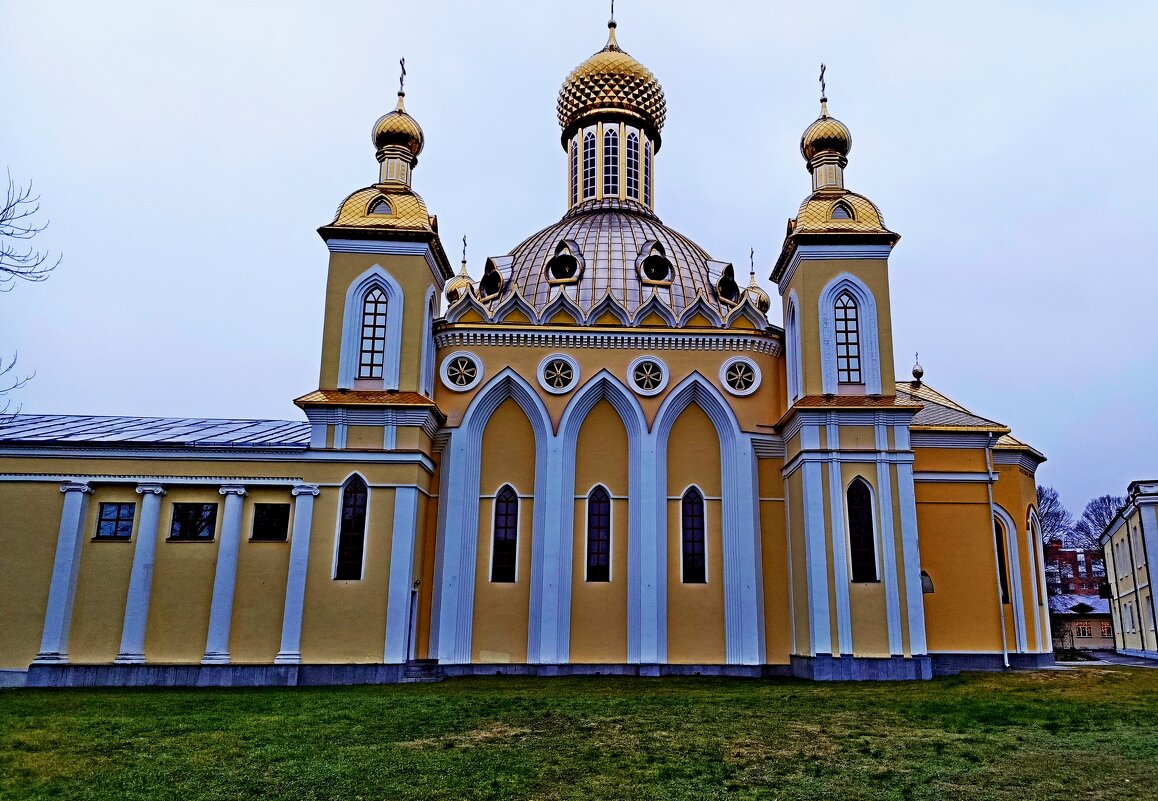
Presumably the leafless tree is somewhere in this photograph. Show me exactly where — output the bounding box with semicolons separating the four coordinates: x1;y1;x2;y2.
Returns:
0;352;32;417
1036;485;1075;545
1;171;61;290
1071;494;1127;549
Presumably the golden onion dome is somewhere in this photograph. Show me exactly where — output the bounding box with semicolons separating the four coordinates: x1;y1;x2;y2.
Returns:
800;100;851;162
557;21;667;147
745;273;771;315
373;92;424;157
445;262;475;305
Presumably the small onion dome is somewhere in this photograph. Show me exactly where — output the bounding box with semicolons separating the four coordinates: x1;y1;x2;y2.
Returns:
557;21;667;147
800;100;851;162
912;356;924;383
445;262;475;305
745;274;771;315
373;92;424;157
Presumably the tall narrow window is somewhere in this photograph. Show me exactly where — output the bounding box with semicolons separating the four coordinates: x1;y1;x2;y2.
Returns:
491;485;519;582
335;476;368;580
682;488;706;583
994;520;1011;604
358;288;388;380
570;138;579;205
421;295;436;397
586;486;611;582
582;132;596;199
625;132;639;200
603;128;619;197
834;291;862;384
848;478;877;582
643;141;653;206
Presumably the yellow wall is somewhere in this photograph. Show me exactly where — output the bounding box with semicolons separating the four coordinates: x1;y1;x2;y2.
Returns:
665;403;726;664
570;400;630;662
69;486;137;663
229;488;293;663
840;464;889;657
758;459;790;664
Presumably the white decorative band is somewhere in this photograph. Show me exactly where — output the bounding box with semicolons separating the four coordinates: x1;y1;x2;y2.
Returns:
751;436;786;459
324;238;446;289
435;330;782;356
912;471;998;483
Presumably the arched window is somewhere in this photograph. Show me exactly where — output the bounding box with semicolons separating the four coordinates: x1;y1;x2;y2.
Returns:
421;294;436;397
847;478;877;582
831;201;853;220
603;128;619;197
785;297;802;402
358;288;388;380
994;519;1011;604
681;487;706;583
586;486;611;582
834;291;862;384
625;132;640;200
335;475;368;580
582;132;597;200
491;485;519;582
643;141;653;206
570;138;579;205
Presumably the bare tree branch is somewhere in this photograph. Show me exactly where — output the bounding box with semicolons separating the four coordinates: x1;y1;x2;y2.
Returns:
0;170;62;291
1071;494;1127;549
1036;485;1075;544
0;351;33;418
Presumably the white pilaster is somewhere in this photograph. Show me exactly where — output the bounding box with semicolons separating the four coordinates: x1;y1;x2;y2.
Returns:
895;461;927;655
636;431;665;663
800;424;832;656
34;481;93;664
202;485;247;664
825;417;852;655
275;484;319;664
384;487;419;663
114;483;166;664
875;419;903;655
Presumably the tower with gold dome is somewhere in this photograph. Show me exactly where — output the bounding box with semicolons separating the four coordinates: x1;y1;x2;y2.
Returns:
0;19;1052;686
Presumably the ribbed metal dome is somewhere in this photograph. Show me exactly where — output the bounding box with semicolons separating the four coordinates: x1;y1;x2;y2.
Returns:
800;101;851;162
503;200;725;317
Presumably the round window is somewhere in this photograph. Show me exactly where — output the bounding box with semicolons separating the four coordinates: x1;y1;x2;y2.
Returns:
440;352;483;392
628;355;669;396
537;354;580;394
720;357;761;397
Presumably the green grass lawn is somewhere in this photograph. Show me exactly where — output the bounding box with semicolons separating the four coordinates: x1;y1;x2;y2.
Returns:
2;667;1156;800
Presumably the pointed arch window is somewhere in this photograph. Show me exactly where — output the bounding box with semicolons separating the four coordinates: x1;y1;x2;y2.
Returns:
785;297;802;402
335;476;368;580
682;487;706;583
848;478;877;582
643;141;653;206
358;287;388;380
603;128;619;197
831;201;853;220
625;132;640;200
586;486;611;582
994;519;1011;604
582;132;597;200
834;291;862;384
570;138;579;205
421;294;436;397
491;485;519;583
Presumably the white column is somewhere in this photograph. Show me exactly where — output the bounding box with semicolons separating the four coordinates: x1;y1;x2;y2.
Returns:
114;483;166;664
34;481;93;664
384;487;419;663
275;484;319;664
202;485;247;665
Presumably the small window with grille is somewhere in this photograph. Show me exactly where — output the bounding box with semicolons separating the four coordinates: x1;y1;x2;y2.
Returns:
834;291;862;384
603;128;619;197
169;503;218;541
491;485;519;582
625;132;639;200
95;502;135;539
681;488;706;583
251;503;290;542
358;288;388;380
586;486;611;582
582;132;597;199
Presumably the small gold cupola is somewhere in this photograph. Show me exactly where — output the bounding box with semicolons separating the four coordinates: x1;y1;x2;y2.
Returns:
800;65;852;192
373;59;425;188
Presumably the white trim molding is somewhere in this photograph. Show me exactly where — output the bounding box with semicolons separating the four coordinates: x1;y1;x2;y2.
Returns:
818;273;882;395
440;351;484;392
337;265;406;391
324;238;447;290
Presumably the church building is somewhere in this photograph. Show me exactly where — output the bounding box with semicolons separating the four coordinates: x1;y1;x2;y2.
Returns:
0;19;1052;685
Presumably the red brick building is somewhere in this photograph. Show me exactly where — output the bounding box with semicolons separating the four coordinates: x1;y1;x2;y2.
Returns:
1045;539;1105;596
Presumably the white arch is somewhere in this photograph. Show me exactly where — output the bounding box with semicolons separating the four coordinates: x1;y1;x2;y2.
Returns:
338;265;405;390
331;472;370;581
785;290;803;403
419;286;437;398
430;368;552;664
653;372;765;665
817;272;882;394
1026;507;1050;652
993;503;1027;652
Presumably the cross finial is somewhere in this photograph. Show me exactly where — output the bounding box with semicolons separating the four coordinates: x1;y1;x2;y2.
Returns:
461;235;467;264
749;247;755;277
819;63;826;101
610;0;615;23
399;57;407;95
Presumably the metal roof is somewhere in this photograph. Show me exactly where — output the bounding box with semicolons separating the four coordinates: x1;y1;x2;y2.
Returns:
1048;594;1110;616
895;382;1008;430
0;414;309;449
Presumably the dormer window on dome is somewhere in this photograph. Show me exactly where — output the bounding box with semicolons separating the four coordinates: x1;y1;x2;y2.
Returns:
546;241;583;285
831;201;853;220
368;198;392;215
715;264;741;307
637;241;672;286
478;259;505;302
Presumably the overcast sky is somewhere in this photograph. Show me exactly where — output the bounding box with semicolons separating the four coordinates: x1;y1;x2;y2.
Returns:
3;1;1156;514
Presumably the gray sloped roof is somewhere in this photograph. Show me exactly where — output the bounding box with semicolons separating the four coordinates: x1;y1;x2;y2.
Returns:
895;382;1007;430
1047;594;1110;616
0;414;309;449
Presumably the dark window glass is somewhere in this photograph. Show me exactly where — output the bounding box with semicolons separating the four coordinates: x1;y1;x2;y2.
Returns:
169;503;218;540
335;476;368;579
625;132;640;200
603;128;619;196
995;520;1011;604
582;132;597;199
570;139;579;205
831;202;852;219
682;488;706;583
96;502;135;539
357;288;388;380
643;141;653;206
834;292;862;384
252;503;290;541
586;486;611;582
848;479;877;582
491;485;519;582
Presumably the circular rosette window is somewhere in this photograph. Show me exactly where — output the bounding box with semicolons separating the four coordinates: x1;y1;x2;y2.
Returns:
440;351;483;392
627;355;669;397
537;353;580;394
720;356;761;397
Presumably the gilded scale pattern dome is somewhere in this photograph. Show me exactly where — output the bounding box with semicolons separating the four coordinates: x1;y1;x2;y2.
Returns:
373;93;424;157
800;101;851;162
557;22;667;145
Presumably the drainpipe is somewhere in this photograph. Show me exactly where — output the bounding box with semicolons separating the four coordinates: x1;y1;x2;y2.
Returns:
984;434;1010;668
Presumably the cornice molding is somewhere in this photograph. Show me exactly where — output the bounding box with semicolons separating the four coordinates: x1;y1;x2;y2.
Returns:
324;238;448;289
434;328;782;356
